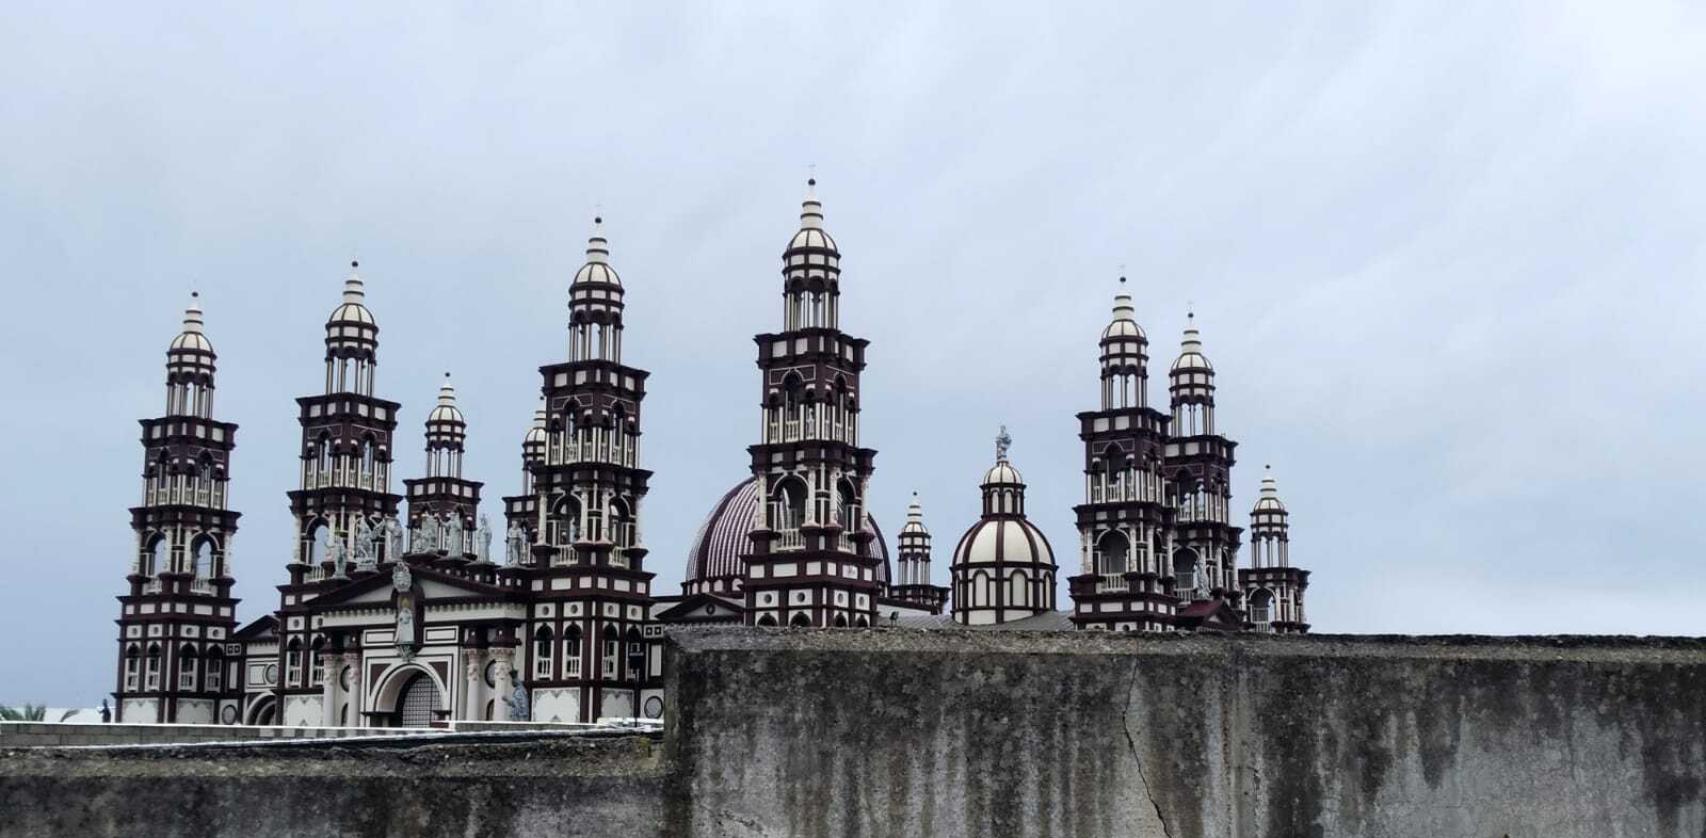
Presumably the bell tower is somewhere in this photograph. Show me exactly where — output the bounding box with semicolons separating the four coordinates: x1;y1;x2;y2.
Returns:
741;180;882;628
115;293;242;723
401;374;486;567
1165;312;1243;608
1239;467;1309;633
521;218;659;722
275;262;403;726
1068;280;1177;631
887;494;949;614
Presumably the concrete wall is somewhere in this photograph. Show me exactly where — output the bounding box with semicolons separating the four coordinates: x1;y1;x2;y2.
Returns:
4;630;1706;837
668;630;1706;838
0;732;665;838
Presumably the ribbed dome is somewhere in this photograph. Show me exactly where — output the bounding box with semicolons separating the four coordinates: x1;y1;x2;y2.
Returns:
899;494;928;536
1102;287;1145;341
327;263;376;328
982;461;1024;487
571;216;622;289
168;292;214;354
1171;313;1213;373
427;374;465;425
951;517;1055;567
685;477;891;588
783;179;841;287
1252;468;1287;514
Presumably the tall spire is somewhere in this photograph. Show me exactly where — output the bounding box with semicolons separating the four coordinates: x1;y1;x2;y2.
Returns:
182;291;204;335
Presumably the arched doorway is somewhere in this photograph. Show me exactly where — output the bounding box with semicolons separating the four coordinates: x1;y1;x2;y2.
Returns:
396;674;441;728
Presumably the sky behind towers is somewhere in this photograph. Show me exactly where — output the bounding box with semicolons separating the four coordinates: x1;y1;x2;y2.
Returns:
2;2;1704;705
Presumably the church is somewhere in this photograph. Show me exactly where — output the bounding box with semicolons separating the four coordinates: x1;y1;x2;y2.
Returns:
111;181;1311;727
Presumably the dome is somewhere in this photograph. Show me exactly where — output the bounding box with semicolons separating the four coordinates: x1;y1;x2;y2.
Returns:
427;374;464;425
327;264;375;327
1252;468;1287;515
571;217;622;289
1101;287;1145;341
685;476;891;588
783;179;841;283
899;494;928;536
982;461;1024;487
522;403;547;445
1170;313;1213;373
168;293;214;354
951;517;1056;567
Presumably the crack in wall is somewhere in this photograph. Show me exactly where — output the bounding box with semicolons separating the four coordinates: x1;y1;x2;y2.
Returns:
1121;656;1176;838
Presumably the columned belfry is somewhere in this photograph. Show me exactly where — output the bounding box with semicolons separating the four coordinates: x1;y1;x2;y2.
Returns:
1165;313;1243;607
276;263;404;725
1240;467;1309;633
887;494;949;614
519;218;660;722
115;294;242;723
740;180;883;628
401;375;485;567
1068;281;1177;631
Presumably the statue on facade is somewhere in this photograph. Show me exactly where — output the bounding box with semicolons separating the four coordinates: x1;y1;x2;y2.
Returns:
476;514;493;563
353;517;377;571
382;516;403;560
416;515;439;554
391;559;412;594
506;521;526;566
446;514;465;556
503;674;530;722
327;530;347;577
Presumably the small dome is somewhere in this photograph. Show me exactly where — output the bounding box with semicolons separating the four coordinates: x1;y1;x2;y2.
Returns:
326;262;377;328
522;402;547;445
785;178;841;255
168;292;214;354
1170;312;1213;373
1252;467;1287;514
1101;285;1145;341
982;461;1024;487
571;216;622;289
427;373;465;425
951;517;1055;567
899;493;928;536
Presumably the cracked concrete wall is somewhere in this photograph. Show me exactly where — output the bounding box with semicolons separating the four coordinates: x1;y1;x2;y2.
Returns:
668;630;1706;838
0;734;667;838
5;632;1704;837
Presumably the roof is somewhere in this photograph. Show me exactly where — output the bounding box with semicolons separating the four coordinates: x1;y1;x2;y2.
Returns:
685;477;892;587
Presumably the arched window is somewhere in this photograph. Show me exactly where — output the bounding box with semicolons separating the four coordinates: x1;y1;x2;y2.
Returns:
307;521;329;564
854;615;869;628
1173;548;1200;596
206;648;225;692
533;626;554;679
781;374;804;440
563;625;583;677
625;627;643;677
124;644;141;691
788;613;812;628
179;645;199;691
145;643;162;691
832;614;848;628
836;479;860;532
610;498;634;552
1097;531;1130;576
309;636;326;686
773;477;807;545
974;571;993;608
602;624;620;678
285;639;302;686
758;614;778;627
1008;572;1029;608
142;535;165;577
552;496;582;546
1249;589;1275;631
191;538;215;579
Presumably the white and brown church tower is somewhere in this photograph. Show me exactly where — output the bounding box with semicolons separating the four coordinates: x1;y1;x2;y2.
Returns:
1164;313;1243;608
1239;467;1309;633
1068;281;1177;631
517;218;661;722
274;263;404;724
115;293;243;723
740;181;883;628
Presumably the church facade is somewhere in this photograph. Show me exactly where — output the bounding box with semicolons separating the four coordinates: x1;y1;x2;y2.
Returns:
113;182;1310;727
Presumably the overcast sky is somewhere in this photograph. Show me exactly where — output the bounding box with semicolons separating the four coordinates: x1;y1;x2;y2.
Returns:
3;2;1704;706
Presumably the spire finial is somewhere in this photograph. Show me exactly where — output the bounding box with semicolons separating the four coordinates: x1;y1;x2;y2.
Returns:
342;260;365;303
800;172;823;229
586;213;609;264
995;425;1012;462
182;290;205;334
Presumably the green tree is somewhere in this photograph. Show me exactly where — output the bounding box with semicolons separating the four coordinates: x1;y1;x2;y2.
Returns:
0;705;47;721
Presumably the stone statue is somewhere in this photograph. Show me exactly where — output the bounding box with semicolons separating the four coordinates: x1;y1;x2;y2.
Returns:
327;530;347;575
391;517;406;560
504;674;530;722
995;425;1012;461
395;605;414;647
506;521;526;566
476;514;493;563
417;515;439;554
391;560;412;594
354;517;374;560
446;514;465;556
